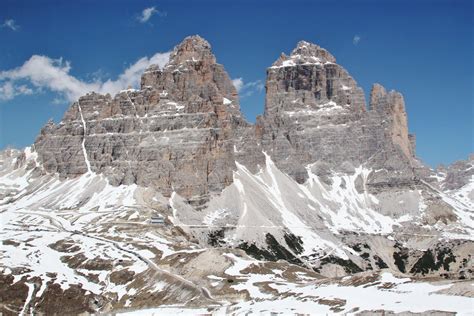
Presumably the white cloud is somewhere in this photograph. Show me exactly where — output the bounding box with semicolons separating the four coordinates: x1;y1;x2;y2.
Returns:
2;19;19;31
0;82;15;100
0;82;33;101
52;97;67;105
232;78;244;92
138;6;162;23
353;35;361;45
16;84;33;95
98;52;170;95
232;78;264;97
0;52;170;102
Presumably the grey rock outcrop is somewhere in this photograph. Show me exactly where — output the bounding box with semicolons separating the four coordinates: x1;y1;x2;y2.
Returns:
254;41;417;188
438;155;474;191
35;35;240;207
35;36;430;206
369;83;414;160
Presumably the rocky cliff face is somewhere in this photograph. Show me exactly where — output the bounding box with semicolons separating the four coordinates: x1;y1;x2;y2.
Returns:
255;41;417;189
437;155;474;191
434;155;474;210
35;36;240;208
34;37;421;200
33;35;459;222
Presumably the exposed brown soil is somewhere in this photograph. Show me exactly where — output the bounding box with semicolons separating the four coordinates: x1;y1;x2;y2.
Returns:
110;269;135;285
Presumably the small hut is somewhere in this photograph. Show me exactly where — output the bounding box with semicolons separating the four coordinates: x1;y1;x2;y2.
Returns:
150;213;165;225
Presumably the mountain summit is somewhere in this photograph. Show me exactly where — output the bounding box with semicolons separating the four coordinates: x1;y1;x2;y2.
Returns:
1;35;473;314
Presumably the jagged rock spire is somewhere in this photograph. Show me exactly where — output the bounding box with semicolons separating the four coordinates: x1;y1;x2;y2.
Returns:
141;35;240;113
167;35;216;65
290;40;336;63
270;40;337;69
370;83;414;160
266;39;366;118
36;35;242;204
35;36;417;205
259;40;416;184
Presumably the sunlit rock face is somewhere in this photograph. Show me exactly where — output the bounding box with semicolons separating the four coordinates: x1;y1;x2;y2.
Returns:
255;41;417;188
34;37;421;204
34;36;241;207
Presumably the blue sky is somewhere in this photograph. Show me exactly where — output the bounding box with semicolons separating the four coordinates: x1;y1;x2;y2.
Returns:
0;0;472;167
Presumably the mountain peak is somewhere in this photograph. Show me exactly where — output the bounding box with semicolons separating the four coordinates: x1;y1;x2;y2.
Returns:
291;40;336;62
178;34;212;52
270;40;336;69
168;34;215;65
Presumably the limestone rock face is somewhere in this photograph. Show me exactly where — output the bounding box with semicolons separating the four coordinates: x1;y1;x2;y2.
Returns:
438;155;474;191
34;35;240;207
35;36;422;205
140;35;240;116
369;83;413;160
255;41;417;187
265;41;366;118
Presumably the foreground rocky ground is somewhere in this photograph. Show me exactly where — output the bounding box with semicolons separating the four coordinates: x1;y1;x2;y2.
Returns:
1;198;473;315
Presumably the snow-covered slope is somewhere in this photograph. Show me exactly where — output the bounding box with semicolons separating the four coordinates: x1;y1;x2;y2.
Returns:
167;152;474;276
0;148;219;313
1;145;473;314
119;270;474;315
